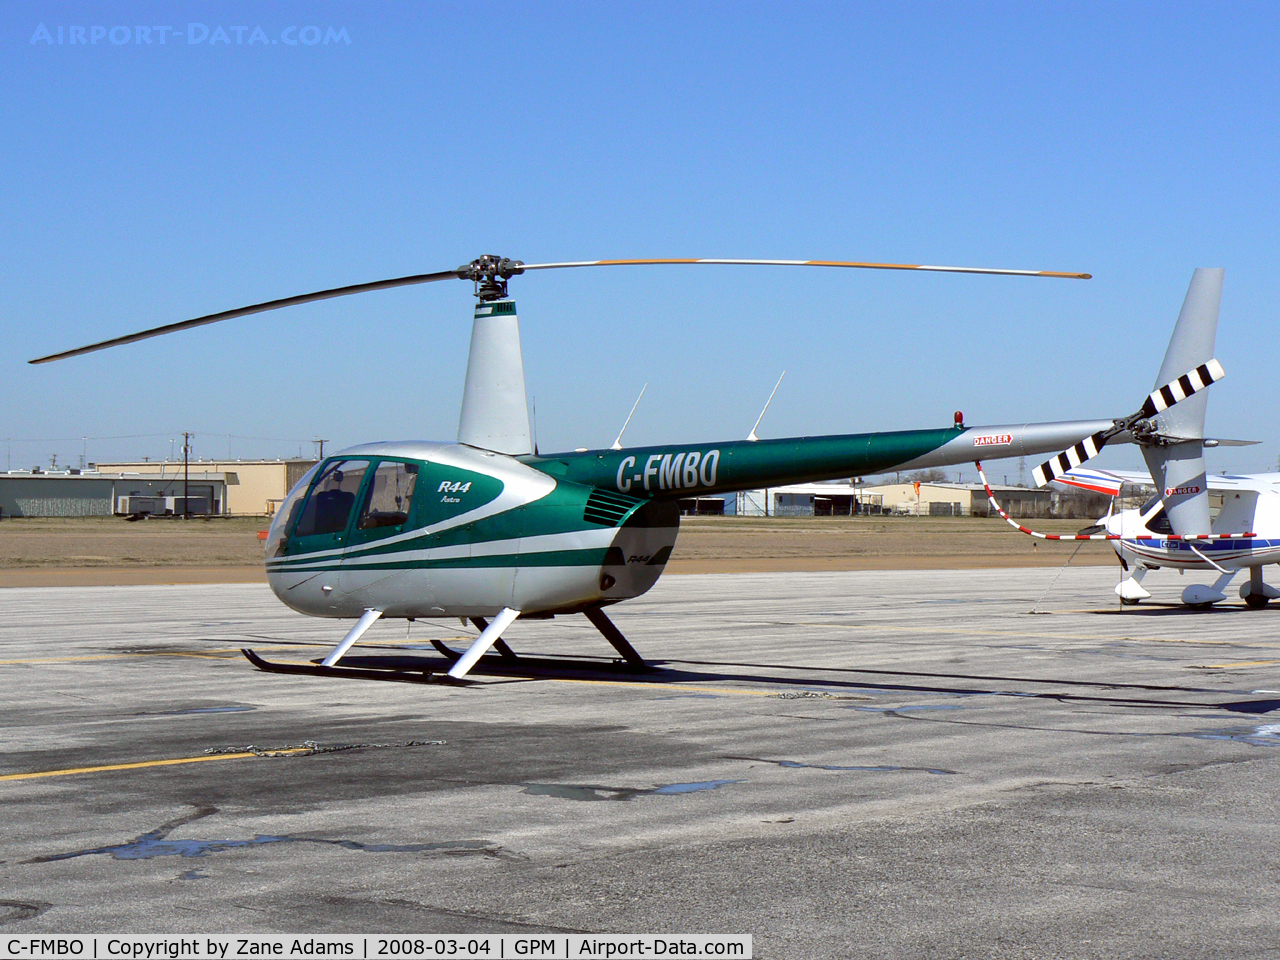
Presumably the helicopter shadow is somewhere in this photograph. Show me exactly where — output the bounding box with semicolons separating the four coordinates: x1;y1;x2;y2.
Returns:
321;650;1280;716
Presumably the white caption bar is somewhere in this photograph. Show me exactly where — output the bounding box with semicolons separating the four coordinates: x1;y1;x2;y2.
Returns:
1;935;752;960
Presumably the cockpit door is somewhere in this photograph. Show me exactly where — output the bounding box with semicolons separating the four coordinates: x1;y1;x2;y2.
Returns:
340;459;434;613
284;459;372;560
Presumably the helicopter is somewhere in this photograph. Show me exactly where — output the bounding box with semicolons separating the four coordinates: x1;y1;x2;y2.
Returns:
32;253;1204;683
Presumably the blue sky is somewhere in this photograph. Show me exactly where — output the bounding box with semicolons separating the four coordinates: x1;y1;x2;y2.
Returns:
3;2;1278;478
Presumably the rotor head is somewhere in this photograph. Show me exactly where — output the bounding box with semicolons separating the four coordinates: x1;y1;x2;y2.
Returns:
456;255;526;301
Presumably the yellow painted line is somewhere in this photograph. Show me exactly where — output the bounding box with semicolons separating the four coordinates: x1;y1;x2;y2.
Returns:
0;748;312;783
0;636;473;666
0;650;245;665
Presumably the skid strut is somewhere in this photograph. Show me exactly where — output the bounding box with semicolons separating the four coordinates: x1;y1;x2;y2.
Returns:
447;608;521;679
584;607;647;668
469;617;519;659
322;608;382;666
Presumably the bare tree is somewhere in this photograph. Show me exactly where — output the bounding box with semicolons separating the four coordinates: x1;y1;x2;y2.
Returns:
905;467;949;483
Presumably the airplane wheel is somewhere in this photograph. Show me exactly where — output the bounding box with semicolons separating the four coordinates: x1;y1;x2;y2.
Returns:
1188;602;1214;611
1120;597;1141;606
1244;593;1270;609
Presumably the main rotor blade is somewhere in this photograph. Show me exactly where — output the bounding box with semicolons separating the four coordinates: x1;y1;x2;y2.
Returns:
517;258;1092;280
29;253;1091;365
28;269;461;364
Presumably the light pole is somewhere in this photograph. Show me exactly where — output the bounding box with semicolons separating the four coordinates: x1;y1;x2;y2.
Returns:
183;432;192;518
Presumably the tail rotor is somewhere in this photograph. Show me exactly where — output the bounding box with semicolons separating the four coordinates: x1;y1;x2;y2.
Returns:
1030;358;1225;487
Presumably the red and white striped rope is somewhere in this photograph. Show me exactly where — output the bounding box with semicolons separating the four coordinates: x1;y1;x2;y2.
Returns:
973;461;1257;542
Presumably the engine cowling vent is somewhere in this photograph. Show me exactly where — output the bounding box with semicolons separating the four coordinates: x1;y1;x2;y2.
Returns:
584;488;644;527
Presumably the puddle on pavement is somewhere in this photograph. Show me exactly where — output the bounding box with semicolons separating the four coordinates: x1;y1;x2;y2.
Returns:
651;779;743;794
1185;723;1280;747
522;779;744;801
26;807;507;865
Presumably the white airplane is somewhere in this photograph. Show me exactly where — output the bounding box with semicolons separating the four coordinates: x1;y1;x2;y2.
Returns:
1053;466;1280;608
998;268;1277;609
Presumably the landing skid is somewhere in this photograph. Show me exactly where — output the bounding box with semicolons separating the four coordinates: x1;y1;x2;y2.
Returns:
242;605;654;684
241;647;658;683
241;647;465;685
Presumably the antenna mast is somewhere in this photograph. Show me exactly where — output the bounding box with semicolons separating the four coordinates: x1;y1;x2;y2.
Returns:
747;371;786;442
611;384;648;450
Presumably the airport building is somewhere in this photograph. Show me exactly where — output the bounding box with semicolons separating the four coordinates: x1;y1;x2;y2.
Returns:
91;459;317;517
731;480;1110;519
0;469;227;518
0;459;317;518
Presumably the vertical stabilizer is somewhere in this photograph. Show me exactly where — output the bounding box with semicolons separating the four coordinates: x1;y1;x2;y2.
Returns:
458;300;533;456
1140;269;1222;536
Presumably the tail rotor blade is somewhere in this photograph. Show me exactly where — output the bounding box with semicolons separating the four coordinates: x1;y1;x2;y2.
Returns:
1138;359;1225;418
1031;358;1226;487
1032;432;1108;487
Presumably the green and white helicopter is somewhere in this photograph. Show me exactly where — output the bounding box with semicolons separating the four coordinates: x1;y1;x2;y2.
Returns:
30;255;1221;683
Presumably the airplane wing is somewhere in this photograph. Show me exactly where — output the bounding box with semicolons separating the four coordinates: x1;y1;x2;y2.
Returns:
1056;467;1280;495
1052;468;1131;496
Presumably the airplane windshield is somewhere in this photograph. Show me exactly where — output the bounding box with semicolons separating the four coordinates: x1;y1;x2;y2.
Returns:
1145;505;1173;534
292;460;371;537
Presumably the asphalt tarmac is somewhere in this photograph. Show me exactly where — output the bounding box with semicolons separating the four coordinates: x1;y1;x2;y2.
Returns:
2;568;1279;958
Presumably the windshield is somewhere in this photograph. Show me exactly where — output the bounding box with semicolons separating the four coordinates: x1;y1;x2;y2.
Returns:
264;462;320;558
1144;505;1173;534
293;460;370;537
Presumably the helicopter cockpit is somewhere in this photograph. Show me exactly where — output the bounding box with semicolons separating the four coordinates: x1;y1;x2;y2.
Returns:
265;457;422;558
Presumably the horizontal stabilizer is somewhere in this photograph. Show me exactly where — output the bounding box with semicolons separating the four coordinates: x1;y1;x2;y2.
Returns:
1060;466;1280;495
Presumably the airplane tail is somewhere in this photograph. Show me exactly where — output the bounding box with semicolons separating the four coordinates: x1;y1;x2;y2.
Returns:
1029;269;1225;537
1138;268;1222;536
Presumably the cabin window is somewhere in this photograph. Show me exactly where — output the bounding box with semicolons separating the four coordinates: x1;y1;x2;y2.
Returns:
1144;505;1174;534
293;460;370;537
357;461;419;530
